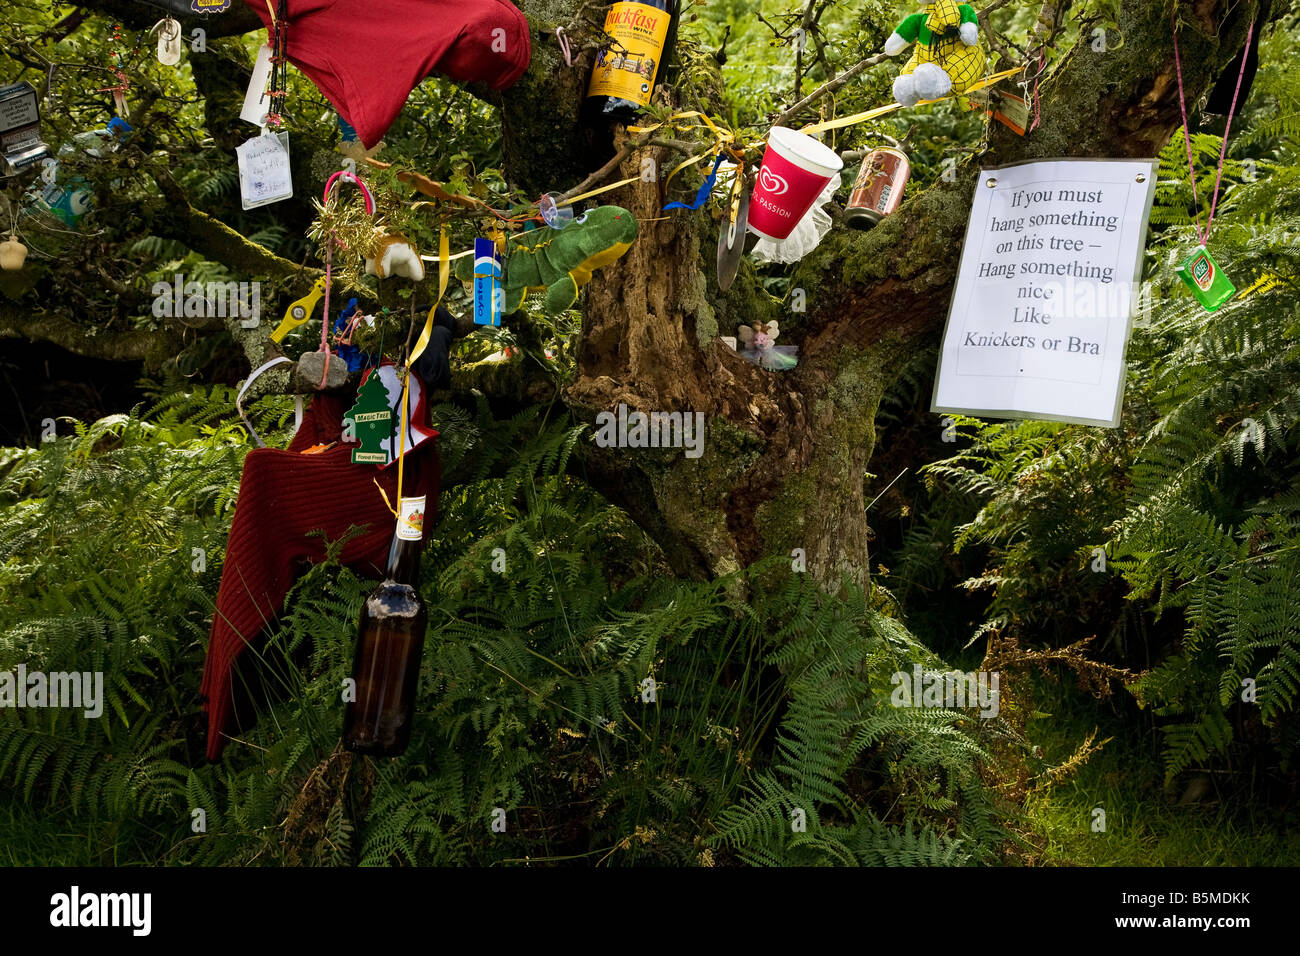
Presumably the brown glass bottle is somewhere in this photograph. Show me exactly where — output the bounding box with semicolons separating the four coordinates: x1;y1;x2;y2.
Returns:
342;495;428;757
583;0;680;125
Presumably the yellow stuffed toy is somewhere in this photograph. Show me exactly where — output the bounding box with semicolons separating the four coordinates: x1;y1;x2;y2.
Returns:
884;0;984;107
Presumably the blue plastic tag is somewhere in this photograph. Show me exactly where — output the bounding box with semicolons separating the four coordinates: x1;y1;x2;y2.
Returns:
473;237;503;326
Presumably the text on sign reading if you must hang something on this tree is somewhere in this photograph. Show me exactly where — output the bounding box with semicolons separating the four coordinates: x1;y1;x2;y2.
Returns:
932;159;1159;428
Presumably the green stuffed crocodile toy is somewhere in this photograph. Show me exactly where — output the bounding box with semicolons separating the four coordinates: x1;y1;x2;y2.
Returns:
456;206;639;314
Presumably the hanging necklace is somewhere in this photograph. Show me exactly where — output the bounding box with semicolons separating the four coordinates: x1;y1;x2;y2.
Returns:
96;20;140;118
266;0;290;129
1170;16;1254;312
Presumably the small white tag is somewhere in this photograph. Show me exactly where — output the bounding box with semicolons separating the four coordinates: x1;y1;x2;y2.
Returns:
157;19;182;66
240;44;274;127
237;130;293;210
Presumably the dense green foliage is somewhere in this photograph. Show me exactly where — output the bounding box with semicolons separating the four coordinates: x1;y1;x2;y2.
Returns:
0;391;1015;865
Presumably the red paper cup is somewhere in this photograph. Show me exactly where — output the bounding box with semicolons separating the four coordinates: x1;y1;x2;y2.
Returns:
747;126;844;242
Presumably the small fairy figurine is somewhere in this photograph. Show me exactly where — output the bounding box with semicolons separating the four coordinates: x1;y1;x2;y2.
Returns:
737;320;798;370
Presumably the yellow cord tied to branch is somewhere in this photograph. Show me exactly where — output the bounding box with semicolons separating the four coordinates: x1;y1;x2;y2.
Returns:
629;110;743;191
797;66;1023;135
374;226;448;530
407;227;449;369
556;111;746;208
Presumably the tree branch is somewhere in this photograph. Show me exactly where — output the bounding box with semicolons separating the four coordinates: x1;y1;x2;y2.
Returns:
0;299;188;364
558;141;637;203
773;53;890;127
148;163;320;284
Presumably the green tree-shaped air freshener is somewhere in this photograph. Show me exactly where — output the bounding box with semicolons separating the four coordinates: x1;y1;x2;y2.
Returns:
346;371;394;464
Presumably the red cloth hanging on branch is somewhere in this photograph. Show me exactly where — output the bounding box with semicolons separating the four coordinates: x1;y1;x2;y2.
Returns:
199;391;439;760
240;0;533;148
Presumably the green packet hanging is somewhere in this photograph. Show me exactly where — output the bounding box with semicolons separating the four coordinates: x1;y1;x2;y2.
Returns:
1175;245;1236;311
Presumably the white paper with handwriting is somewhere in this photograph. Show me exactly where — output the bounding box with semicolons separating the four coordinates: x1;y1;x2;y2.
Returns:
236;130;293;210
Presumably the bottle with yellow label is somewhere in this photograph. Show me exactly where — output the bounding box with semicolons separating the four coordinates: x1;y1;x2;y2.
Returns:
584;0;679;123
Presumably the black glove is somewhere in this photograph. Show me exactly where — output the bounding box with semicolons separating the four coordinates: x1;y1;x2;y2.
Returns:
413;304;458;391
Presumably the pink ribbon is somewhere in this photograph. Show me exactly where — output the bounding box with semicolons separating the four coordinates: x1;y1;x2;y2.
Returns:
322;169;375;213
317;170;375;387
1172;16;1255;245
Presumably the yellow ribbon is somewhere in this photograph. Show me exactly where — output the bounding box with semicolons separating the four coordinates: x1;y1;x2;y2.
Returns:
407;227;449;368
629;110;742;191
563;174;643;205
628;110;734;143
374;227;447;527
797;67;1023;135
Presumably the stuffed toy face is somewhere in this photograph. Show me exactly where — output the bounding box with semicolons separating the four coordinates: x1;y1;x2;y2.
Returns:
365;233;425;281
883;1;983;107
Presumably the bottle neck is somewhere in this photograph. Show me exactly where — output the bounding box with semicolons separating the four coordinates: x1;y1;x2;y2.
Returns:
387;496;426;584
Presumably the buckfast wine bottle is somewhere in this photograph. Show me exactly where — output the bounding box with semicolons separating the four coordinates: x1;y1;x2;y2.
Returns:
342;495;429;757
584;0;679;124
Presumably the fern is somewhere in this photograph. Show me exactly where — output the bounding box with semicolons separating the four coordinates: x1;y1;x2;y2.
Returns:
913;54;1300;787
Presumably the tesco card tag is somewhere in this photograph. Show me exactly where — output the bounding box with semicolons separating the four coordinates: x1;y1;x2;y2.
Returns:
240;44;274;127
237;130;293;210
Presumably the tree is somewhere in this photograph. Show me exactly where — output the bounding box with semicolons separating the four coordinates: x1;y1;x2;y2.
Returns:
0;0;1272;588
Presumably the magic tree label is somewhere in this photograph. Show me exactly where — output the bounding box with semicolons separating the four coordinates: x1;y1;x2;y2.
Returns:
587;2;672;107
932;158;1159;428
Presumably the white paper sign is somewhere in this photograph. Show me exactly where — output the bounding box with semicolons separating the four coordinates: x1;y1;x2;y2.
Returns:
239;44;274;127
236;130;293;210
931;158;1158;427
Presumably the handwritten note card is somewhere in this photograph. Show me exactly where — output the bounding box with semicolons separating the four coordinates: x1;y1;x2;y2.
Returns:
236;130;293;210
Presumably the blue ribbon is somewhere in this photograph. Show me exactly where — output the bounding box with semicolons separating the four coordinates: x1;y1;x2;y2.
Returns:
663;153;726;212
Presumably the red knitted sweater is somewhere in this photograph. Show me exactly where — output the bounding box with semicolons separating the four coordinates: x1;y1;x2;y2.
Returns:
199;392;438;760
